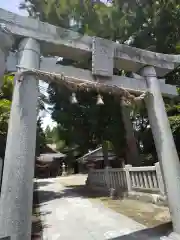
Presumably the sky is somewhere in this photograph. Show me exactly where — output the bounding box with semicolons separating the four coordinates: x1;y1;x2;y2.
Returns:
0;0;27;16
0;0;56;130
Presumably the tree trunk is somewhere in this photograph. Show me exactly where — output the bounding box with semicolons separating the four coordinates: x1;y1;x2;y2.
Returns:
102;141;109;167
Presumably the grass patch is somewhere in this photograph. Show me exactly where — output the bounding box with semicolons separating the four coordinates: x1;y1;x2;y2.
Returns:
97;197;171;227
62;182;171;228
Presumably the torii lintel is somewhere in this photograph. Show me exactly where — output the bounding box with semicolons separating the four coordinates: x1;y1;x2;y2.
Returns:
0;8;180;77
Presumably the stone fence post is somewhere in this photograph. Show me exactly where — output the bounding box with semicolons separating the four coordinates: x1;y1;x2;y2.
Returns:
62;162;67;176
125;165;132;192
155;162;166;196
105;166;111;189
86;168;93;186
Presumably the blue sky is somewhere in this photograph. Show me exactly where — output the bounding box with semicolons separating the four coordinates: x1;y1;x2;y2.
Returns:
0;0;108;15
1;0;56;129
0;0;27;16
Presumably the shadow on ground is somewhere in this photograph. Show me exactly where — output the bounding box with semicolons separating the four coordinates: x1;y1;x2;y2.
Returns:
35;182;173;239
34;180;53;188
111;222;172;239
36;190;62;204
36;184;109;205
32;181;48;240
61;184;110;198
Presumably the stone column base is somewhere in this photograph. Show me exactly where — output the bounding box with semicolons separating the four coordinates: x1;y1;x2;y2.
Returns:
161;232;180;239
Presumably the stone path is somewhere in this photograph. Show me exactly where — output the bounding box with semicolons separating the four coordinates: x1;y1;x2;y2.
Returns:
36;175;171;240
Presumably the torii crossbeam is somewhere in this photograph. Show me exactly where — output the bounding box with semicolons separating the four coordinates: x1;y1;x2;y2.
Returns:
0;8;180;240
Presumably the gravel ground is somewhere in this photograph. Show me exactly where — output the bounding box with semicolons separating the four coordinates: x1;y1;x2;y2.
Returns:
34;175;173;239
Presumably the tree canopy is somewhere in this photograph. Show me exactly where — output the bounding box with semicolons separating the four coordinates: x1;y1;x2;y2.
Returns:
0;75;47;158
20;0;180;165
0;75;13;158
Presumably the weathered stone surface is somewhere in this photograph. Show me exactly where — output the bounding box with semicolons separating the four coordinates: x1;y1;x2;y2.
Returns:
6;51;17;72
1;8;180;76
6;54;178;97
0;27;14;87
0;24;14;54
141;66;180;235
0;50;6;88
92;37;114;77
0;38;40;240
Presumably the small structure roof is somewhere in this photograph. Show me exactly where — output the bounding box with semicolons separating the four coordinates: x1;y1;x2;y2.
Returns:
81;147;102;159
77;147;115;163
37;152;66;163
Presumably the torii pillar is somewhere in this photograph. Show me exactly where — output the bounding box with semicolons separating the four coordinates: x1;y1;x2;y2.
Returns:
140;66;180;239
92;37;180;239
0;38;40;240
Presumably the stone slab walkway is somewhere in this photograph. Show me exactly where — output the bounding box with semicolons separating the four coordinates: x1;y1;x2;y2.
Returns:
36;175;171;240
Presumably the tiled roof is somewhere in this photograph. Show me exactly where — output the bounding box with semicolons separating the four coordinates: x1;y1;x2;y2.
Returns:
77;147;115;163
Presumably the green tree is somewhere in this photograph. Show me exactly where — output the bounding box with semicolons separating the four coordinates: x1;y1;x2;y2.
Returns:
0;75;13;158
44;126;53;144
20;0;128;158
44;125;57;144
36;118;47;156
166;88;180;155
48;83;126;158
0;75;48;158
20;0;180;164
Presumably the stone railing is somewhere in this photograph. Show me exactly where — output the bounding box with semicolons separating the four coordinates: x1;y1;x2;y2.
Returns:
128;165;159;192
88;169;107;188
87;162;166;197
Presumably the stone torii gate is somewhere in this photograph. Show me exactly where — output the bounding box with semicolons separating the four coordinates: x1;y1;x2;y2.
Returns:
0;8;180;240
